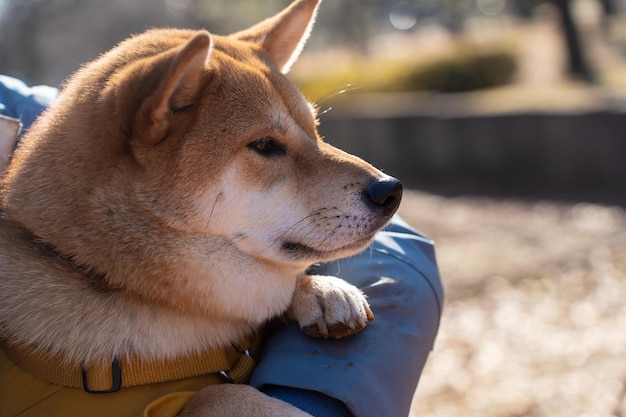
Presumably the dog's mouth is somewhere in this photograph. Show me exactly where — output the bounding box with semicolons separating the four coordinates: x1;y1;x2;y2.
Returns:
281;241;320;258
280;234;375;261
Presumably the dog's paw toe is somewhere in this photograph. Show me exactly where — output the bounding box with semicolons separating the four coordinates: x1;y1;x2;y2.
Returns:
290;275;374;339
302;321;366;339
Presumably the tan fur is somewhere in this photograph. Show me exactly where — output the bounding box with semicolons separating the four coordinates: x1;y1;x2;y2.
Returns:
0;0;401;415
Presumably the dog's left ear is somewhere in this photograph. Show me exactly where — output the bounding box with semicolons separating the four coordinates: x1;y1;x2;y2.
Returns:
233;0;321;73
136;31;212;144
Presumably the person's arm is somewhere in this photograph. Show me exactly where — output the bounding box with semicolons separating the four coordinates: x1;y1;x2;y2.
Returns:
0;115;20;173
250;216;444;417
0;75;58;173
0;75;58;130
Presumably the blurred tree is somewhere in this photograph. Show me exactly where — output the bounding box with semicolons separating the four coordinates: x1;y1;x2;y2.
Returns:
0;0;619;86
0;0;203;85
0;0;78;83
599;0;617;15
552;0;595;82
597;0;618;37
511;0;596;82
331;0;375;54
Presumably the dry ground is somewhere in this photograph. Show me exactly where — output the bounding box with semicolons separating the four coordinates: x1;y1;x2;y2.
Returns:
398;190;626;417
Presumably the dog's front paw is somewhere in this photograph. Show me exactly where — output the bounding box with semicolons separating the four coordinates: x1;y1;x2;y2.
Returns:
288;275;374;339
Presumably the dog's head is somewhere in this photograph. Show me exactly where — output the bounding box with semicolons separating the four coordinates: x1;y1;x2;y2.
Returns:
2;0;401;279
155;2;402;269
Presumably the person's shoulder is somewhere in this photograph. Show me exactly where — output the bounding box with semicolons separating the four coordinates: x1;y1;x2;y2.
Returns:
0;75;58;129
383;215;433;242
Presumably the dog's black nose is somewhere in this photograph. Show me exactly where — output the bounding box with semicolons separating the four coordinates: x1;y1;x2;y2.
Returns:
365;177;403;216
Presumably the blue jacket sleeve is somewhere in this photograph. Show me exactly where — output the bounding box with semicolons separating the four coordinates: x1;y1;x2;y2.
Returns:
0;76;58;173
250;215;444;417
0;75;58;132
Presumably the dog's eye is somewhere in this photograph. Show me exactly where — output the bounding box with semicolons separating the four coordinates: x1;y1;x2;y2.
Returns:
247;137;285;157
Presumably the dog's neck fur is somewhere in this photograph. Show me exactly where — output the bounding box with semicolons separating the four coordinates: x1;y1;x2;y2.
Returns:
0;213;297;366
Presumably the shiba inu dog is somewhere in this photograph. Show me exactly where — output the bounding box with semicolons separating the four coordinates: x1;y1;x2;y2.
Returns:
0;0;402;415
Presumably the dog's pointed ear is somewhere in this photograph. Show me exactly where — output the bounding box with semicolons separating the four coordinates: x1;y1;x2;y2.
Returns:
138;31;212;144
233;0;320;73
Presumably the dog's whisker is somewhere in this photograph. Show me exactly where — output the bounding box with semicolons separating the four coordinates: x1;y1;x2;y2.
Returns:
206;193;221;229
206;233;247;256
228;234;247;246
367;244;375;264
317;224;343;250
327;259;342;276
278;208;334;241
316;84;362;117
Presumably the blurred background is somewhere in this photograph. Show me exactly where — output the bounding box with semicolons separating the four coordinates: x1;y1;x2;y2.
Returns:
2;1;626;415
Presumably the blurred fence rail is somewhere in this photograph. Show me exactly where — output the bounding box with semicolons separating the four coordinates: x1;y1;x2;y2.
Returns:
319;94;626;202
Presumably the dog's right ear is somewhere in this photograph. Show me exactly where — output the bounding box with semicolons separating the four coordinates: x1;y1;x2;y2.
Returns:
233;0;320;73
133;31;212;145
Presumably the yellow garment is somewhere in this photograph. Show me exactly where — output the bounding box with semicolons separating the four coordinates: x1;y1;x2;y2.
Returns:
0;348;216;417
0;338;259;417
